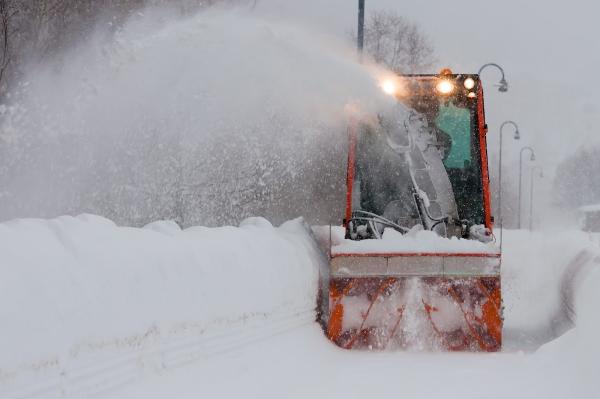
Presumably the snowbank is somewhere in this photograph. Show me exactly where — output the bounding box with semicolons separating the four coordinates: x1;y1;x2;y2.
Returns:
572;263;600;386
500;229;599;348
534;247;600;396
0;214;325;396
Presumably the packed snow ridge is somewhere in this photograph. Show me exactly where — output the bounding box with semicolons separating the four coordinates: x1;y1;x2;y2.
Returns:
0;214;325;397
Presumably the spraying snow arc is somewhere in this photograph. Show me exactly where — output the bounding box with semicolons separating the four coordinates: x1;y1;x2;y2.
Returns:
0;8;393;227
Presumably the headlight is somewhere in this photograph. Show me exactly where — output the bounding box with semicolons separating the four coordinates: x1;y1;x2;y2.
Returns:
464;77;475;89
436;79;454;94
381;79;397;95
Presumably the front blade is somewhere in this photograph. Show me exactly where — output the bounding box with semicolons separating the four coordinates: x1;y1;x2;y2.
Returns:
326;254;502;351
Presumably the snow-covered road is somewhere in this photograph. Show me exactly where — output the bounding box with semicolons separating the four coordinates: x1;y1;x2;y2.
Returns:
1;215;598;398
104;323;588;399
106;229;600;399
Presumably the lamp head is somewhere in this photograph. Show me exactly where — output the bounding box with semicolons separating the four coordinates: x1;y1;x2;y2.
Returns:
530;153;536;161
498;77;508;92
514;129;520;140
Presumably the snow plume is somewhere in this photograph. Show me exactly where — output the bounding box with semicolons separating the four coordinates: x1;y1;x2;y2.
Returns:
0;7;395;226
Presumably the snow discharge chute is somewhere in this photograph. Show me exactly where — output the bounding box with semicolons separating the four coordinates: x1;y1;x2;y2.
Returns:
317;71;502;351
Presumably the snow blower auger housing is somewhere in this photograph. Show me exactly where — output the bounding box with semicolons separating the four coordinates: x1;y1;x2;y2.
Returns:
322;71;502;351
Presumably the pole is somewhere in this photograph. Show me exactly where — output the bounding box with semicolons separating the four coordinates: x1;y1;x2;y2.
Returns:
519;146;535;229
529;167;543;231
529;168;535;231
518;154;522;229
498;121;519;228
357;0;365;56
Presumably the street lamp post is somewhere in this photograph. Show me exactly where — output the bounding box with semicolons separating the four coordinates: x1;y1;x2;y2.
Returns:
498;121;520;226
357;0;365;58
529;166;543;231
478;63;509;92
519;146;535;229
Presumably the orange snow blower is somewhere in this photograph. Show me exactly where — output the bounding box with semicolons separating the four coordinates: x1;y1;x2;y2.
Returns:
320;71;502;351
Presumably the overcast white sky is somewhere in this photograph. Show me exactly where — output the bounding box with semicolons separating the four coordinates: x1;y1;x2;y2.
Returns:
255;0;600;171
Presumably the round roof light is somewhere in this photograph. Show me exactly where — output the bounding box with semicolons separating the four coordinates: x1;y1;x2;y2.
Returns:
464;77;476;90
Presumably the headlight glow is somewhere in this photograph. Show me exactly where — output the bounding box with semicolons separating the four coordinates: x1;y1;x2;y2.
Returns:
436;79;455;94
381;79;397;95
464;77;475;89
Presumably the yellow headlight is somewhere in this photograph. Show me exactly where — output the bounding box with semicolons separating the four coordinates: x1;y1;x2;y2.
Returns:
381;79;397;95
436;80;454;94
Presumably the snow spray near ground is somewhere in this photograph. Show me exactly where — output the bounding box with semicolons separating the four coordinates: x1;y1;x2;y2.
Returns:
0;214;326;398
0;7;394;227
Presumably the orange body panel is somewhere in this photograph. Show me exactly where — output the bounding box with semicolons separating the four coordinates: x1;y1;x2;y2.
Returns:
343;120;357;227
477;83;493;229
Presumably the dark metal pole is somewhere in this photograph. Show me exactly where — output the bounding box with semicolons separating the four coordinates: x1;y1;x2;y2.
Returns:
498;121;520;228
529;167;543;231
518;146;535;229
529;168;535;231
357;0;365;56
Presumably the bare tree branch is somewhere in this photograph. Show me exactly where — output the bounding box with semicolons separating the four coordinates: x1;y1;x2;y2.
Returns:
0;0;12;89
359;10;435;74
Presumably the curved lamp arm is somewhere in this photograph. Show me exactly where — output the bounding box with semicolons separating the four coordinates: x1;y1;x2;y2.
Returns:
478;63;508;92
520;146;535;161
500;120;520;139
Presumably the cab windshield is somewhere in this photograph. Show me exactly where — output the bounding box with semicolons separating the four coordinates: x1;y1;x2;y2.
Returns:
352;77;485;233
402;91;485;226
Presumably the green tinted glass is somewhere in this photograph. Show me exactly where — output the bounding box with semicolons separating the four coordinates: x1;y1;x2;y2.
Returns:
435;103;471;168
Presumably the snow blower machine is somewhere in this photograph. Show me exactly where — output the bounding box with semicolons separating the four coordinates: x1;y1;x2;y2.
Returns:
320;70;502;351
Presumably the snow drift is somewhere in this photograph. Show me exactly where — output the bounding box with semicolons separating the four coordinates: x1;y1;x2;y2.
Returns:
0;214;326;397
500;229;600;349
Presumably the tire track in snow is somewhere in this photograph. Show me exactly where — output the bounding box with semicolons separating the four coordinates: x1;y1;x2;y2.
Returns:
557;249;600;333
0;308;316;399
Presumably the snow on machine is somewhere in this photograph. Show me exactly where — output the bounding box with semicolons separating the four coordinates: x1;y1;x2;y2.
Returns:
319;70;502;351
